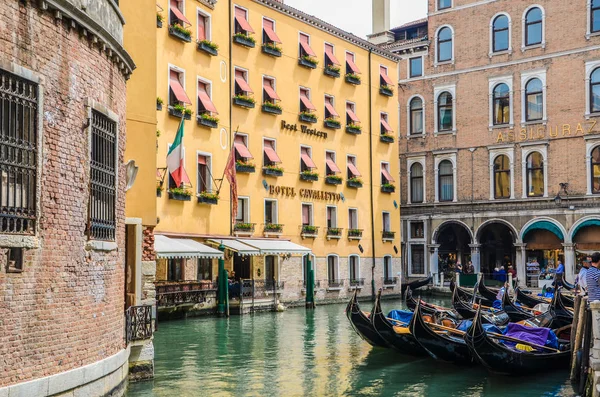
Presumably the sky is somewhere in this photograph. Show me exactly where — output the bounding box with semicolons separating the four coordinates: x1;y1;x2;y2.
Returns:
284;0;427;39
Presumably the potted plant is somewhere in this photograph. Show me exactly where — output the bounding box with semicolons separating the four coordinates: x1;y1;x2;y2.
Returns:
380;84;394;97
197;113;219;128
382;231;395;239
325;174;343;185
233;94;256;108
197;191;219;205
324;117;341;129
262;101;282;115
156;129;161;138
262;42;282;57
157;13;164;28
298;55;318;69
156;184;164;197
169;103;192;120
345;72;361;85
169;187;192;201
299;111;317;123
301;225;318;235
197;39;219;56
169;23;192;42
262;164;284;177
156;97;163;111
347;177;363;188
234;222;254;232
346;123;362;135
348;229;363;238
300;170;319;182
327;227;342;237
381;183;396;193
380;133;395;143
265;223;283;233
235;160;256;173
233;32;256;48
324;64;341;78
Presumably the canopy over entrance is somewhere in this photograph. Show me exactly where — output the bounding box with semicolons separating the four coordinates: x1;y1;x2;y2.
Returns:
155;235;224;259
573;219;600;251
207;239;261;256
523;221;564;242
238;239;311;256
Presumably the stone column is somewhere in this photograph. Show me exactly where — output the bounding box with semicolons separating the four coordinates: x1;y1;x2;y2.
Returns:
429;244;440;285
469;244;481;274
563;243;576;284
590;301;600;397
514;243;527;287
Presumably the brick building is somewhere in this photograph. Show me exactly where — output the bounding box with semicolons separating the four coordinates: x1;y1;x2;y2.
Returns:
0;1;137;395
371;0;600;286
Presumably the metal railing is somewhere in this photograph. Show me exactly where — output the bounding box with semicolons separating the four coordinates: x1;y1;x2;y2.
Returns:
382;231;396;239
125;305;154;343
348;229;363;238
155;280;218;307
327;279;343;288
349;278;365;287
326;227;343;237
383;276;398;285
302;280;321;288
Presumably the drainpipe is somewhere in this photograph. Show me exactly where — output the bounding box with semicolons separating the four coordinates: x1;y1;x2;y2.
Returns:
229;0;233;237
368;49;376;302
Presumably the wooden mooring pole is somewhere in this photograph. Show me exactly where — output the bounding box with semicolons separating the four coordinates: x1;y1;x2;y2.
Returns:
571;295;585;381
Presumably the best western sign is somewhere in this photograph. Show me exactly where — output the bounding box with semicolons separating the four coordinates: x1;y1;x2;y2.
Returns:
281;120;328;139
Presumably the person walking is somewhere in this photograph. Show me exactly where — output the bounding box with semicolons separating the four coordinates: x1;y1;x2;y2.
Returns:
586;252;600;302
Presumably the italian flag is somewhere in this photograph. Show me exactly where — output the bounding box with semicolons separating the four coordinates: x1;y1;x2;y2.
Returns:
167;119;190;187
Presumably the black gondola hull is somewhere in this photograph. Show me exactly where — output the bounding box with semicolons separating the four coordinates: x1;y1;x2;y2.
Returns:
345;292;390;348
501;289;534;322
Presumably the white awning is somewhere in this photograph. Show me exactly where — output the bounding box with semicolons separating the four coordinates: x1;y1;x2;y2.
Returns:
239;239;311;256
207;239;261;256
155;235;223;259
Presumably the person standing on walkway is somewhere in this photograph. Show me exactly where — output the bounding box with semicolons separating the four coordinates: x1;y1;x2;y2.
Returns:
554;260;565;287
577;257;591;294
586;252;600;302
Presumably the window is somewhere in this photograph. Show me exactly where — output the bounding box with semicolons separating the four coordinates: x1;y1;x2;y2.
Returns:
234;134;253;164
593;0;600;33
384;256;393;281
264;199;278;224
262;17;281;46
262;76;280;105
347;155;361;180
437;27;453;63
197;10;211;41
234;5;254;35
327;255;338;283
300;87;316;113
525;78;543;122
325;151;340;176
493;83;510;125
301;203;313;226
167;258;183;281
6;248;23;273
299;32;316;58
0;70;37;235
300;146;316;172
348;208;358;230
197;153;212;193
265;255;276;281
409;97;424;135
411;222;425;239
438;0;451;10
409;57;423;78
89;110;117;241
169;0;190;27
492;15;509;52
169;68;191;106
197;258;212;281
349;255;360;282
494;155;511;199
326;206;337;228
381;112;393;136
382;212;391;232
590;68;600;114
345;51;361;75
524;7;543;46
410;163;424;203
346;102;359;126
234;68;253;97
236;197;249;223
263;138;281;166
411;245;425;275
197;79;217;116
324;43;341;68
437;91;453;132
438;160;454;202
380;65;393;88
592;146;600;194
324;95;338;119
526;152;544;197
381;162;394;185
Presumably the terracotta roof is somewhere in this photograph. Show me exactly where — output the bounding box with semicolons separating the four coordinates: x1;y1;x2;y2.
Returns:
391;18;428;32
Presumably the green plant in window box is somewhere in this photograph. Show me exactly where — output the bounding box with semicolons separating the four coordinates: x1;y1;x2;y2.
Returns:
157;13;164;27
264;164;284;173
381;183;396;192
347;123;362;131
300;170;319;178
325;174;343;183
234;32;256;44
171;23;192;38
199;40;219;52
198;191;219;200
235;223;254;231
236;159;255;168
324;117;341;127
157;97;163;106
348;229;362;237
302;225;317;234
156;185;164;196
326;64;341;73
170;187;192;196
301;55;318;66
172;103;192;116
233;94;256;104
199;113;219;124
299;111;317;123
347;177;363;187
265;223;283;232
262;102;282;111
380;84;394;92
156;129;161;138
327;228;342;235
263;42;282;53
345;73;361;82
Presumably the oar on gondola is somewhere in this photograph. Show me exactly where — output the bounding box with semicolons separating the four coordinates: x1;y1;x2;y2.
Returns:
345;289;390;348
501;287;535;322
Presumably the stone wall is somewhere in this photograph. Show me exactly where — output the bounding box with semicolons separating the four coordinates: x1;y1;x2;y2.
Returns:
0;0;129;391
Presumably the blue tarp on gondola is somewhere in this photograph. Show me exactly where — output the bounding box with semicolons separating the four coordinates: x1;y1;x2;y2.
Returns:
457;321;502;335
387;310;413;325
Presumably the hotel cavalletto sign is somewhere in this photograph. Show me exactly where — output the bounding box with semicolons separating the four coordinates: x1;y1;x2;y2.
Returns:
268;185;342;202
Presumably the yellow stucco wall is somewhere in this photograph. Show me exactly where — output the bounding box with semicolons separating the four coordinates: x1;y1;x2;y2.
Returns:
154;0;400;260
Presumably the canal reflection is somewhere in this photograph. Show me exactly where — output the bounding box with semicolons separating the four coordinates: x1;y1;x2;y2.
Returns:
126;298;575;397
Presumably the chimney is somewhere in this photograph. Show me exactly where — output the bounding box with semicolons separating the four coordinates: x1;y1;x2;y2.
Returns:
372;0;390;34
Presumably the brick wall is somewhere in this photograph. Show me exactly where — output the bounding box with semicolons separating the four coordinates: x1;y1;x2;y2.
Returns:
142;226;156;262
0;1;128;388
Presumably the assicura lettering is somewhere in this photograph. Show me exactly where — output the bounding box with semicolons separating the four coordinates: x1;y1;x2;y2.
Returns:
495;121;598;143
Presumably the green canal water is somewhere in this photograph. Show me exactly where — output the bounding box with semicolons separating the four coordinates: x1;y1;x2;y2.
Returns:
126;298;576;397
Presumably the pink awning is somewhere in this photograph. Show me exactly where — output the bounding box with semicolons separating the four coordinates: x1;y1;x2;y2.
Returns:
198;155;207;165
382;167;395;183
381;118;393;132
326;158;340;174
264;146;281;163
346;107;359;122
380;66;393;85
300;96;316;111
170;72;191;104
263;21;281;43
301;153;316;169
325;102;338;117
170;2;191;26
198;84;218;114
197;14;206;41
234;142;253;159
300;41;316;57
235;76;253;94
325;46;341;65
234;8;254;33
347;162;361;177
263;82;280;101
346;53;361;74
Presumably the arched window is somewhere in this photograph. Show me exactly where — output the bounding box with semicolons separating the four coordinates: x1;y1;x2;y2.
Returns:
410;163;424;203
592;146;600;194
593;0;600;33
525;78;543;121
590;68;600;114
525;7;543;46
438;160;453;202
437;27;453;62
494;155;511;199
526;152;544;197
437;92;453;132
410;97;423;135
492;15;509;52
493;83;510;125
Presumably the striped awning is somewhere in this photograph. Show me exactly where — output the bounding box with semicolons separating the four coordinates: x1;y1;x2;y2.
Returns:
155;235;223;259
207;239;261;256
238;239;311;256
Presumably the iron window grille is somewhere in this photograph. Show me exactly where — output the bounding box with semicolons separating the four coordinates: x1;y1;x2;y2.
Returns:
0;70;38;235
88;110;117;241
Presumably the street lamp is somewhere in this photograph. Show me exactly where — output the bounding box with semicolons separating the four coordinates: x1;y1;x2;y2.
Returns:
554;183;569;207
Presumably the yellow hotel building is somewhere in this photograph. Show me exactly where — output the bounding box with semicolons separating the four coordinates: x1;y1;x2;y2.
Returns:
147;0;401;310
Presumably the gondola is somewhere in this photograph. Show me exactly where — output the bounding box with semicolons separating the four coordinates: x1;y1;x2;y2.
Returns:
401;275;433;294
452;288;510;326
450;280;494;307
345;290;390;348
370;290;426;356
464;307;571;375
404;287;459;319
409;300;474;364
560;291;575;308
549;288;575;329
476;275;500;302
515;286;549;307
501;288;536;322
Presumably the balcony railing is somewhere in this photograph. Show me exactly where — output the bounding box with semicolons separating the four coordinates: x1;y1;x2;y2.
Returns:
156;281;218;308
125;305;154;343
383;276;398;285
240;279;284;301
382;231;396;240
326;227;343;239
348;229;363;239
302;280;322;289
349;278;365;287
327;279;343;289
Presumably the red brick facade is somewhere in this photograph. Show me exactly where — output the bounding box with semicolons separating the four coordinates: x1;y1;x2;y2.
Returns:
0;1;129;388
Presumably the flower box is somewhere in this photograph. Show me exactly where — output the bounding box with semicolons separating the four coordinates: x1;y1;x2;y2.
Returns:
263;167;283;177
324;67;340;78
381;185;395;193
326;228;342;239
301;225;318;237
236;163;256;173
234;223;255;233
298;57;318;69
345;74;361;85
156;103;162;111
157;19;163;28
347;179;363;188
348;229;363;239
262;44;282;57
197;193;219;205
233;34;255;48
380;134;395;143
380;86;394;97
300;172;319;182
346;125;362;135
264;224;283;234
382;231;396;240
233;96;255;109
299;113;317;123
169;26;192;43
197;115;218;129
325;176;342;185
324;119;341;129
262;104;282;115
197;41;218;56
169;192;192;201
168;106;192;120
